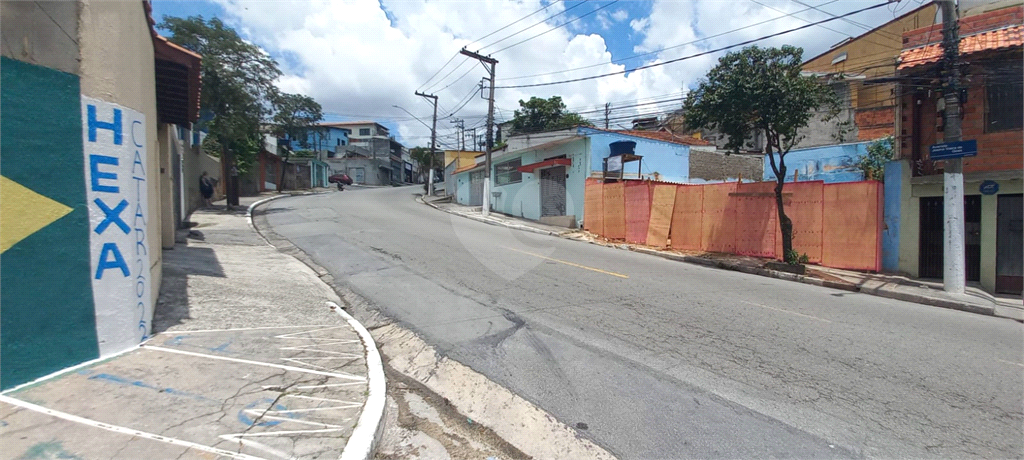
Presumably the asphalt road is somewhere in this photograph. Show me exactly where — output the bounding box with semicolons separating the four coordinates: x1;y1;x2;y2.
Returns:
258;186;1023;459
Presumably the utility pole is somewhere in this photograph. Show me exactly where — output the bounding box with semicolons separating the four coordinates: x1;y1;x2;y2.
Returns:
937;0;965;294
415;91;438;196
470;128;478;151
460;48;498;217
605;102;611;129
450;118;464;151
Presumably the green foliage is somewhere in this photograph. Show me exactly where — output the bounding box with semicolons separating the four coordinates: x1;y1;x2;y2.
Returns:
510;96;592;134
857;136;894;181
272;92;324;151
160;16;282;167
785;250;810;265
683;45;840;257
683;45;840;157
201;136;222;158
291;150;317;158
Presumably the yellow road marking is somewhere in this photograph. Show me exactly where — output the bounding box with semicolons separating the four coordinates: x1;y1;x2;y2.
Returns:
740;300;832;323
503;246;629;279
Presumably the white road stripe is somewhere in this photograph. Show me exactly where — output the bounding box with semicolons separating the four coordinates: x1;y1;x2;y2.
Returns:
0;395;266;460
142;346;366;381
741;300;832;323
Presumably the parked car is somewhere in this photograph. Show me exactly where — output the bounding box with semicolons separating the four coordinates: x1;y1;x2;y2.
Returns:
329;173;353;190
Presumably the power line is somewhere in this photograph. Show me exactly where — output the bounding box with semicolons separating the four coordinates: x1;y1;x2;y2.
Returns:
495;1;895;89
492;1;620;55
479;0;590;51
496;0;841;82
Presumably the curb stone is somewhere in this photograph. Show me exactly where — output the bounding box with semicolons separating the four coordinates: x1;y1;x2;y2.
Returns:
248;196;388;460
420;197;1001;319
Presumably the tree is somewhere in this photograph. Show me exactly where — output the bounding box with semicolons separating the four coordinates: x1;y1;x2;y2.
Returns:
510;96;591;134
683;45;839;263
271;93;324;191
409;146;437;188
160;16;282;207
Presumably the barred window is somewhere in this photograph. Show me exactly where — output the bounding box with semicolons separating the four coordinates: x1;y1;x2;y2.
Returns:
986;73;1023;132
495;158;522;185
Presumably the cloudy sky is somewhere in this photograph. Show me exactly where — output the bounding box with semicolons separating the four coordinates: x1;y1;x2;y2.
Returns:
151;0;937;149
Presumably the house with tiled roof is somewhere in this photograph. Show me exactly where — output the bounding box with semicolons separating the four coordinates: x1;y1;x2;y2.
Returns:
888;2;1023;295
452;126;762;228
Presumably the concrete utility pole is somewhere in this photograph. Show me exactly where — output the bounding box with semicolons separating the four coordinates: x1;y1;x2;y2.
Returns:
605;102;611;129
460;48;498;217
937;0;965;294
415;91;438;196
451;118;464;151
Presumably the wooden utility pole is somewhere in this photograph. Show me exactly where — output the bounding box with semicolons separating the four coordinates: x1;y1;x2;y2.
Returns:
937;0;965;294
460;48;497;217
415;91;438;195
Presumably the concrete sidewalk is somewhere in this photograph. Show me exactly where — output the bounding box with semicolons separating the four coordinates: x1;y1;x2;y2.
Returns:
1;193;385;460
422;195;1023;322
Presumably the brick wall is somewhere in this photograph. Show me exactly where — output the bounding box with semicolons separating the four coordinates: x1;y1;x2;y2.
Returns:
855;107;896;141
904;6;1023;47
688;149;764;182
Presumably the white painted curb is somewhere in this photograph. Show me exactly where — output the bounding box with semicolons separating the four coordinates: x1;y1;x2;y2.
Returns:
245;194;288;229
330;301;386;460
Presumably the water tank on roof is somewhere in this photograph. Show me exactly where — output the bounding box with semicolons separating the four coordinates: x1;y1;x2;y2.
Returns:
609;140;636;156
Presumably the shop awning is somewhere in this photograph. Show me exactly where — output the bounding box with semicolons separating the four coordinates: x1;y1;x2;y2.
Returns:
518;158;571;174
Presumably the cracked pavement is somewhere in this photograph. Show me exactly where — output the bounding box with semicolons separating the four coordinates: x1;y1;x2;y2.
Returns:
1;199;373;460
259;186;1024;459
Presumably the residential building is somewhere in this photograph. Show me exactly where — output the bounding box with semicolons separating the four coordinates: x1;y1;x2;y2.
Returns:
317;121;405;185
888;2;1023;294
453;127;760;228
1;0;200;389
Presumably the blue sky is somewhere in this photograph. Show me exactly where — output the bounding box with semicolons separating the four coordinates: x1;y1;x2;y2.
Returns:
150;0;936;148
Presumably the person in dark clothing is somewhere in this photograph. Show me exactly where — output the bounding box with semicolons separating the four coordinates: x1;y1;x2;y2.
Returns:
200;171;214;207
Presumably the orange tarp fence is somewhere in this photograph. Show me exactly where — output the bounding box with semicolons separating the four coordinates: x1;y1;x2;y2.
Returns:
625;182;652;244
589;179;882;272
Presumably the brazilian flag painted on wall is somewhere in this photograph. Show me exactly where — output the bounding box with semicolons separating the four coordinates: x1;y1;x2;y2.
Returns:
1;57;99;389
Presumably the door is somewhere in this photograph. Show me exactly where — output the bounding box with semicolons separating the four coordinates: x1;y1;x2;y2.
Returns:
350;167;365;184
469;170;484;207
996;194;1023;294
540;166;567;217
919;196;982;281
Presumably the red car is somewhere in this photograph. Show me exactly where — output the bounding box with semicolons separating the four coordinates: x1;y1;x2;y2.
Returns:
329;173;353;189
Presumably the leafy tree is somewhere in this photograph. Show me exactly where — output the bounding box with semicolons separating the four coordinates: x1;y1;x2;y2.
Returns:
510;96;591;134
409;146;439;188
160;16;282;206
271;93;324;191
684;45;839;263
856;136;894;181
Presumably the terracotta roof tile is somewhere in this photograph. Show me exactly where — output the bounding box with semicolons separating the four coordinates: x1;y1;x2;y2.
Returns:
899;25;1023;69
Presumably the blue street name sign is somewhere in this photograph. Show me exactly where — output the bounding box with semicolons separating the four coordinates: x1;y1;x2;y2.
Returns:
979;180;999;195
929;140;978;160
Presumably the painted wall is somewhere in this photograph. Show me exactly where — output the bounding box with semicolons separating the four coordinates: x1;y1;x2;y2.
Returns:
490;139;588;224
580;128;690;183
882;160;906;272
0;1;163;389
764;141;868;184
898;171;1023;292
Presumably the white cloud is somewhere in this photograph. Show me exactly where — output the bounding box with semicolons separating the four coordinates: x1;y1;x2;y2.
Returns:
207;0;920;147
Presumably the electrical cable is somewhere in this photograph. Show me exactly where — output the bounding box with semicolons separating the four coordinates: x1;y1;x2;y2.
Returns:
495;1;895;89
491;1;620;55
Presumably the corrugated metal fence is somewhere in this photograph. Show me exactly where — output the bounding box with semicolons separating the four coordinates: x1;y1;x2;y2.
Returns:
584;179;883;271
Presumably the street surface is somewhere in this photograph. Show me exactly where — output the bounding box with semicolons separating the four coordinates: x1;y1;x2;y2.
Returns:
258;186;1023;459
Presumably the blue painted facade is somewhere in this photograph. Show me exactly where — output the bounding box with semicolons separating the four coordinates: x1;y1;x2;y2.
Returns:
489;138;589;224
298;127;350;154
764;141;868;184
578;127;691;183
882;160;903;272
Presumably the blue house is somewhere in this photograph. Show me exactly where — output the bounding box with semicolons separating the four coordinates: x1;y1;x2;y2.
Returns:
454;127;760;228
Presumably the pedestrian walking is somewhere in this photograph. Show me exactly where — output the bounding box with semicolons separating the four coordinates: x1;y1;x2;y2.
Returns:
200;171;214;207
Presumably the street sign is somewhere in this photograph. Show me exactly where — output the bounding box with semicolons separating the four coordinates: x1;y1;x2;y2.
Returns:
929;140;977;160
979;180;999;195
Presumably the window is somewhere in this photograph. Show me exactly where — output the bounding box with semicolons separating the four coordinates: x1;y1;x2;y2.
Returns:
337;138;341;146
495;158;522;185
359;128;371;136
986;73;1023;132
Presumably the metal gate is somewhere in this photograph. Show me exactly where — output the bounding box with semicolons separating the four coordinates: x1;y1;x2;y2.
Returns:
996;194;1023;294
469;170;484;206
919;196;981;281
350;167;365;184
540;166;566;217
